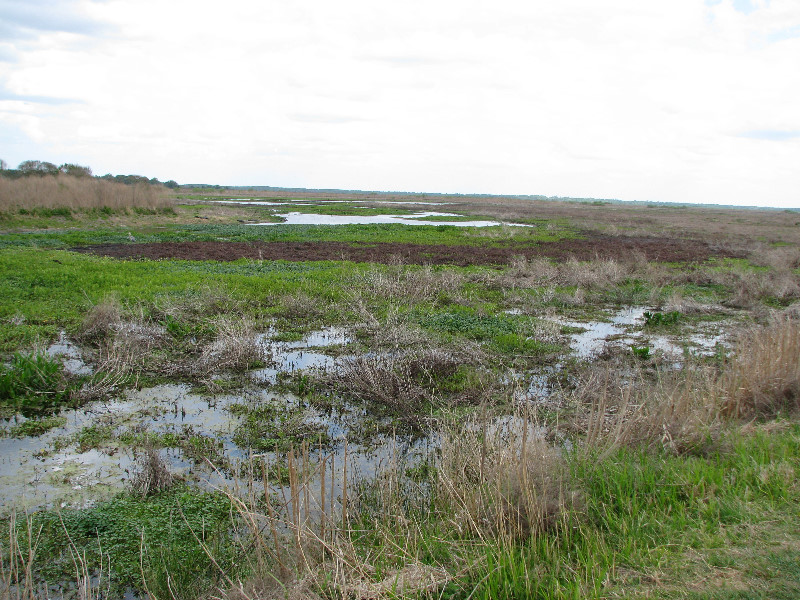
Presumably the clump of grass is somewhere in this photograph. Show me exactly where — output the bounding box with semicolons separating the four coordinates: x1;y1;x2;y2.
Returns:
721;316;800;418
6;415;66;438
0;351;68;415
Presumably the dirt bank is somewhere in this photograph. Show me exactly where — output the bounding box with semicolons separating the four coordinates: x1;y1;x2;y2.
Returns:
72;235;742;266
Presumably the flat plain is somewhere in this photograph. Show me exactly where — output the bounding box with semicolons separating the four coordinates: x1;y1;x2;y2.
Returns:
1;184;799;599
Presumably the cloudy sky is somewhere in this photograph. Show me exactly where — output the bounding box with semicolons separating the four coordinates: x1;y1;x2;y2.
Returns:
1;0;799;207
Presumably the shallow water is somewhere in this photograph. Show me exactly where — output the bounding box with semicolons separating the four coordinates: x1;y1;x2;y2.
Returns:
249;211;508;227
557;307;730;360
47;332;92;375
2;313;732;511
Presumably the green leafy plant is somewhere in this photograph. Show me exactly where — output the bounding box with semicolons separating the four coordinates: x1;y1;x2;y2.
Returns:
643;311;680;328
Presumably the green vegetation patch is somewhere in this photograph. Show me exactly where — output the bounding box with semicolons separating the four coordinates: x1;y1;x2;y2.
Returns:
22;486;237;599
0;351;74;415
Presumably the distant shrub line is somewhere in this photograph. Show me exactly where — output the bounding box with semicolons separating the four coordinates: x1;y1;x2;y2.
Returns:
0;159;178;189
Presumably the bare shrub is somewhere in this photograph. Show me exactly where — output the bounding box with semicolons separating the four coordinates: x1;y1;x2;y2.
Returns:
78;297;122;342
329;347;487;425
153;286;236;322
561;257;628;288
0;174;170;211
130;446;176;497
438;413;579;539
71;341;133;402
721;316;800;418
359;264;464;302
507;256;558;284
195;317;263;376
278;292;325;319
662;290;708;314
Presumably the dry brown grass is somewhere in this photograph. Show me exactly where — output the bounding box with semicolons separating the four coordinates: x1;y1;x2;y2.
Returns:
358;263;465;303
568;367;722;458
561;316;800;457
437;411;579;540
130;446;176;498
0;175;170;211
721;316;800;418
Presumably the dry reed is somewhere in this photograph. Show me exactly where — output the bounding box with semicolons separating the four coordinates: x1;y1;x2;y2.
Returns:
721;316;800;418
437;410;579;540
0;175;170;211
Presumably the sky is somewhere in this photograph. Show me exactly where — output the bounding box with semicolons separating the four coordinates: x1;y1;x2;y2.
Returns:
1;0;799;208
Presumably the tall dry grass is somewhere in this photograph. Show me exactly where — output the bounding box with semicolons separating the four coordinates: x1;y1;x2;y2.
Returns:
567;316;800;457
0;175;170;211
721;316;800;418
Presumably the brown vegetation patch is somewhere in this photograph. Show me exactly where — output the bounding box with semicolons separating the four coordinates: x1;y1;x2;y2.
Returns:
73;233;742;265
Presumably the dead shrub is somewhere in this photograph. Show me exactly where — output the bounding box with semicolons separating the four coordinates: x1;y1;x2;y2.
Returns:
71;341;133;402
153;286;236;321
328;348;483;425
359;264;464;302
79;298;122;342
195;317;264;376
130;446;175;497
278;292;324;319
560;257;627;288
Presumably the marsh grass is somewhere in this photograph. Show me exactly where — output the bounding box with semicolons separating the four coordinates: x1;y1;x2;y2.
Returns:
0;175;170;212
721;316;800;418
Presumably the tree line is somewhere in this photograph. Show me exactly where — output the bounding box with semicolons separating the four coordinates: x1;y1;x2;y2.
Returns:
0;159;179;189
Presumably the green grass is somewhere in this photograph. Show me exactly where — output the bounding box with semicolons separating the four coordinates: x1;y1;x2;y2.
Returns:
0;219;577;250
434;425;800;599
18;485;238;599
0;351;72;415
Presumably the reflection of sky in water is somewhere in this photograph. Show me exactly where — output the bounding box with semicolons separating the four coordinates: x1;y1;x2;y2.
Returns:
4;314;734;510
558;307;730;360
249;211;507;227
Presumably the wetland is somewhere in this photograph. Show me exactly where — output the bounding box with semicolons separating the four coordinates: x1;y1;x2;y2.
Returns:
1;188;799;599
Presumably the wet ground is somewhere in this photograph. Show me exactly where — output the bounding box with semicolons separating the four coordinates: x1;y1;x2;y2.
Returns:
1;310;731;510
72;233;743;266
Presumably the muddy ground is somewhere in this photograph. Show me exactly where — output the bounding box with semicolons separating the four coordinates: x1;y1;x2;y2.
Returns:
73;234;743;266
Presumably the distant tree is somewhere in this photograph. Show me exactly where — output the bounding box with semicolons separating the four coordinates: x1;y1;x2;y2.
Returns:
149;177;161;185
59;163;93;178
164;180;179;189
18;160;59;176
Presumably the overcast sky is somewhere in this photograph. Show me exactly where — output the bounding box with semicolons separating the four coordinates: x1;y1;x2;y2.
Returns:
1;0;799;207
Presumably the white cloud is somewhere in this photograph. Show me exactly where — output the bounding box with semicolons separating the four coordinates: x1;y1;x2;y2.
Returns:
0;0;798;207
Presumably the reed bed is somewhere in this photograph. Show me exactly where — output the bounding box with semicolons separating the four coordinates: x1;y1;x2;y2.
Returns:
0;175;170;211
